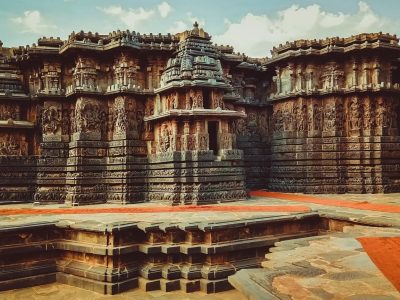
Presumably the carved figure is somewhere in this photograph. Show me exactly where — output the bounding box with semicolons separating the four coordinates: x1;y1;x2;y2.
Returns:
42;106;61;134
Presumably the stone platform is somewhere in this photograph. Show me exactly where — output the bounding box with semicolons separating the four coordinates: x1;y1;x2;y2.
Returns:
0;192;400;298
0;202;328;295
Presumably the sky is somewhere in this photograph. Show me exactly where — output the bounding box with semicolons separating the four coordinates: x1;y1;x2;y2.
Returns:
1;0;400;57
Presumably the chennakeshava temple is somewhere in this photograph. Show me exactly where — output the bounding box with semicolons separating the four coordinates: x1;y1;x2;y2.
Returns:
1;23;400;206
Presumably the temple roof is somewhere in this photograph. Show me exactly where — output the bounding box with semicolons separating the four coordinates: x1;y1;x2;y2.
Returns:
157;23;231;92
266;32;400;65
0;43;27;97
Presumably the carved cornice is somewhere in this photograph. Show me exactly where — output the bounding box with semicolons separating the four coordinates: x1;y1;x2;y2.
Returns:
144;108;246;122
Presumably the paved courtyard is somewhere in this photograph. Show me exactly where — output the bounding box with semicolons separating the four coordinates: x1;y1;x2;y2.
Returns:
0;191;399;299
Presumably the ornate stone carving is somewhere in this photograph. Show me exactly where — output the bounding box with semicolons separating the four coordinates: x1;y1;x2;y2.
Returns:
323;103;336;131
282;104;293;131
113;97;128;134
273;109;284;133
74;98;104;133
336;103;345;131
312;104;322;131
198;134;208;150
212;91;224;109
0;135;27;156
363;101;374;130
71;57;98;91
258;112;269;135
62;109;71;135
42;106;61;134
39;62;62;94
0;105;18;120
192;90;203;108
234;118;248;136
349;97;361;130
145;98;154;116
159;123;172;153
297;105;308;132
375;98;391;128
247;112;259;135
113;53;137;88
321;63;344;90
220;133;232;149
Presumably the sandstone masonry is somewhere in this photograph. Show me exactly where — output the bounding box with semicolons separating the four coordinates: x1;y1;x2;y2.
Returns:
0;25;400;204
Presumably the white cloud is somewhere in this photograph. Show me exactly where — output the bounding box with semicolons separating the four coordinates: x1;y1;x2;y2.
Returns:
169;21;187;33
158;2;172;18
11;10;57;34
97;5;155;28
214;1;399;57
168;12;205;33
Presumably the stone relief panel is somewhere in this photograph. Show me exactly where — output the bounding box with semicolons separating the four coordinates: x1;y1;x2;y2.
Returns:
67;57;99;94
112;53;138;88
323;103;336;131
232;108;270;137
39;62;62;94
0;134;28;156
42;103;61;135
321;62;344;90
158;122;173;153
375;97;392;129
0;104;19;120
271;56;400;100
280;64;294;94
211;90;224;109
161;92;179;111
270;95;400;137
74;97;105;135
113;96;128;135
61;108;71;136
348;97;361;131
145;97;154;117
110;96;144;140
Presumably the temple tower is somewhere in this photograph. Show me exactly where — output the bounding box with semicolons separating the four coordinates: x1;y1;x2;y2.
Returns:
144;23;247;204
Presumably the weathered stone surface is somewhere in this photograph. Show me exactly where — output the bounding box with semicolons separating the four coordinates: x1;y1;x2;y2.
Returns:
1;27;399;206
0;212;323;294
229;225;400;299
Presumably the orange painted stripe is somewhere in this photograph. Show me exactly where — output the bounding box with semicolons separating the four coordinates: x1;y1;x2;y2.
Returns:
250;190;400;213
0;205;311;215
358;237;400;291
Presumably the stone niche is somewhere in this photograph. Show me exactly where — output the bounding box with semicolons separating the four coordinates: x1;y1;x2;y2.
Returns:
42;102;62;142
72;97;105;141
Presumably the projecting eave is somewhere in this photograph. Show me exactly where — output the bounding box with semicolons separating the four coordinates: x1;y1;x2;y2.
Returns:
220;53;245;63
155;80;231;93
264;41;400;66
59;39;177;55
0;120;34;128
0;92;29;101
143;108;246;122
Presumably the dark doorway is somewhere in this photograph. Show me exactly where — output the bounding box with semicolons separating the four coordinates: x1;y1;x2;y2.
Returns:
208;121;219;155
203;90;212;109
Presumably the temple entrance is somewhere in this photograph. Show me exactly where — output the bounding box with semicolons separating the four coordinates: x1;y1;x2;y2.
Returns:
208;121;219;155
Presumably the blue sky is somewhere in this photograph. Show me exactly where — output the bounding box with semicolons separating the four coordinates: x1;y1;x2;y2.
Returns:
1;0;400;57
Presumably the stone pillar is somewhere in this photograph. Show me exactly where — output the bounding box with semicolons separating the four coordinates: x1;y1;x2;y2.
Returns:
373;58;381;87
147;67;153;90
275;67;281;94
362;59;369;87
352;60;358;87
181;121;190;151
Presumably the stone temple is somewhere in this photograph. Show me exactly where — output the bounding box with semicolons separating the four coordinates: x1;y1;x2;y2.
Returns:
2;24;400;206
1;23;400;298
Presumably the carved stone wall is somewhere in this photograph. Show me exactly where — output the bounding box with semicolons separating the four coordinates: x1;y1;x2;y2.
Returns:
269;95;400;193
1;30;400;204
